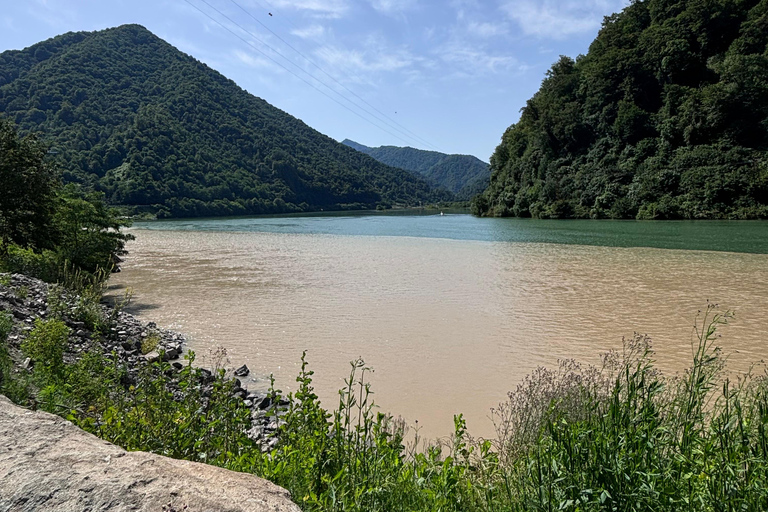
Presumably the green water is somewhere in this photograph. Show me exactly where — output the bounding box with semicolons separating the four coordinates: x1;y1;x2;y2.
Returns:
135;213;768;254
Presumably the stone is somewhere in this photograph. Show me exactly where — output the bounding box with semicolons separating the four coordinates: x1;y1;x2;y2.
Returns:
0;396;300;512
143;351;161;363
234;364;250;377
199;368;214;383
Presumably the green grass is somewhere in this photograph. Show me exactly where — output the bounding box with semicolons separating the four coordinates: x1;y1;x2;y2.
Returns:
1;302;767;511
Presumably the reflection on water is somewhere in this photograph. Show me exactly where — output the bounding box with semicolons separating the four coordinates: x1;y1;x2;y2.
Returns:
111;217;768;440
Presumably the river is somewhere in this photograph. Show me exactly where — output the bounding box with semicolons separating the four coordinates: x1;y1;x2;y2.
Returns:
109;213;768;440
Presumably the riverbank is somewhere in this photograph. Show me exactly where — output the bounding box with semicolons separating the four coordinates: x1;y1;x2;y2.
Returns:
0;272;286;449
0;395;299;512
3;270;768;511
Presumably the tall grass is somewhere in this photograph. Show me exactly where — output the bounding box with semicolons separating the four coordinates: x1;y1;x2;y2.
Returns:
2;302;768;511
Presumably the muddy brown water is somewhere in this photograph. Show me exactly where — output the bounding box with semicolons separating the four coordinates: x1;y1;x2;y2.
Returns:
110;217;768;440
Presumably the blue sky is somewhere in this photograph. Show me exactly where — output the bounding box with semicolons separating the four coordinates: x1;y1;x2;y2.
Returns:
0;0;628;161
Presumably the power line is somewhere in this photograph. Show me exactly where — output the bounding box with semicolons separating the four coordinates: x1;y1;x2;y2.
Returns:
247;0;444;151
228;0;443;152
183;0;431;149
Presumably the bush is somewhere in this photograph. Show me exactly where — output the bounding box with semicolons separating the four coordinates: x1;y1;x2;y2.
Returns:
21;318;69;380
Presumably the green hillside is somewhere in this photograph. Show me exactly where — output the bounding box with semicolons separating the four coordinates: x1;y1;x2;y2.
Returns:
0;25;447;218
342;139;489;199
474;0;768;219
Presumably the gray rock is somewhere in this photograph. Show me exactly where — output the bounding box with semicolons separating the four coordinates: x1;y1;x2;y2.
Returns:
0;395;300;512
143;351;161;363
234;364;250;377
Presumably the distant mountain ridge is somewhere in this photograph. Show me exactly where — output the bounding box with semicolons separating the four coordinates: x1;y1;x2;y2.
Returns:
342;139;489;199
0;25;448;217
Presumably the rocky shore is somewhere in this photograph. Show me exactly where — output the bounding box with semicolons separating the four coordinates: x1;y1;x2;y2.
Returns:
0;395;300;512
0;272;287;449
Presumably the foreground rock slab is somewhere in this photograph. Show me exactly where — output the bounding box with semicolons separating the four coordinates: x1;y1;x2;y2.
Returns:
0;396;300;512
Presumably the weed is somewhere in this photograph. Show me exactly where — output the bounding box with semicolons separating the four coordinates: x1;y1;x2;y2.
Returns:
141;332;161;355
46;285;68;319
2;303;767;512
14;285;28;300
21;318;69;381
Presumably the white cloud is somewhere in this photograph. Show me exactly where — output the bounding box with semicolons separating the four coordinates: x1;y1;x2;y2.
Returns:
267;0;350;18
438;40;526;76
290;24;327;39
318;44;417;73
233;49;272;68
25;0;75;29
466;21;508;38
450;0;480;20
369;0;415;15
499;0;628;39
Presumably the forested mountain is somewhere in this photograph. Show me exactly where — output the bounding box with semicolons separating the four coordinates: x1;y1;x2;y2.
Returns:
0;25;447;218
342;139;489;199
474;0;768;219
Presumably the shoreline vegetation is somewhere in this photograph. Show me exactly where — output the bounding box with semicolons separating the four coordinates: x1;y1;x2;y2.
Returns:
2;100;768;511
0;10;766;503
473;0;768;221
2;270;768;511
124;203;472;222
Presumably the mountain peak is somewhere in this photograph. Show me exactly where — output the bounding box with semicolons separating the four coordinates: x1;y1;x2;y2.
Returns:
0;26;447;217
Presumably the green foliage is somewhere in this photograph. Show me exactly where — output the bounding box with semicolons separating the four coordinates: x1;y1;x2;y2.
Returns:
2;302;768;511
13;285;28;300
94;354;256;463
0;116;59;249
0;310;14;386
0;118;133;287
21;318;69;380
0;25;443;217
0;309;32;404
53;185;134;274
0;244;61;282
476;0;768;219
140;331;160;354
343;139;490;199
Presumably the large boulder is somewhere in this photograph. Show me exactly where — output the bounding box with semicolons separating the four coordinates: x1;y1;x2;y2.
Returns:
0;395;300;512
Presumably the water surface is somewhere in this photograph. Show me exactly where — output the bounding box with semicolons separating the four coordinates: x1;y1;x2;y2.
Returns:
111;214;768;439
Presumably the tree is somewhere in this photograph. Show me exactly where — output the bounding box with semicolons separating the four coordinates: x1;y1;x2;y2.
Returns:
0;117;134;278
0;116;59;250
53;185;134;274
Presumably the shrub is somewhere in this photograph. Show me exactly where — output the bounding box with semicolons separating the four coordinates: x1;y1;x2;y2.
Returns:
21;318;69;380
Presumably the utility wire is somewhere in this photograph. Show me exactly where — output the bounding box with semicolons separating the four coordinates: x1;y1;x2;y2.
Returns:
184;0;420;147
229;0;443;152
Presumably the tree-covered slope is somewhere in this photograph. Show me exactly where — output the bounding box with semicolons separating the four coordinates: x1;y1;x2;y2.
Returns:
0;25;445;218
474;0;768;219
342;139;489;199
